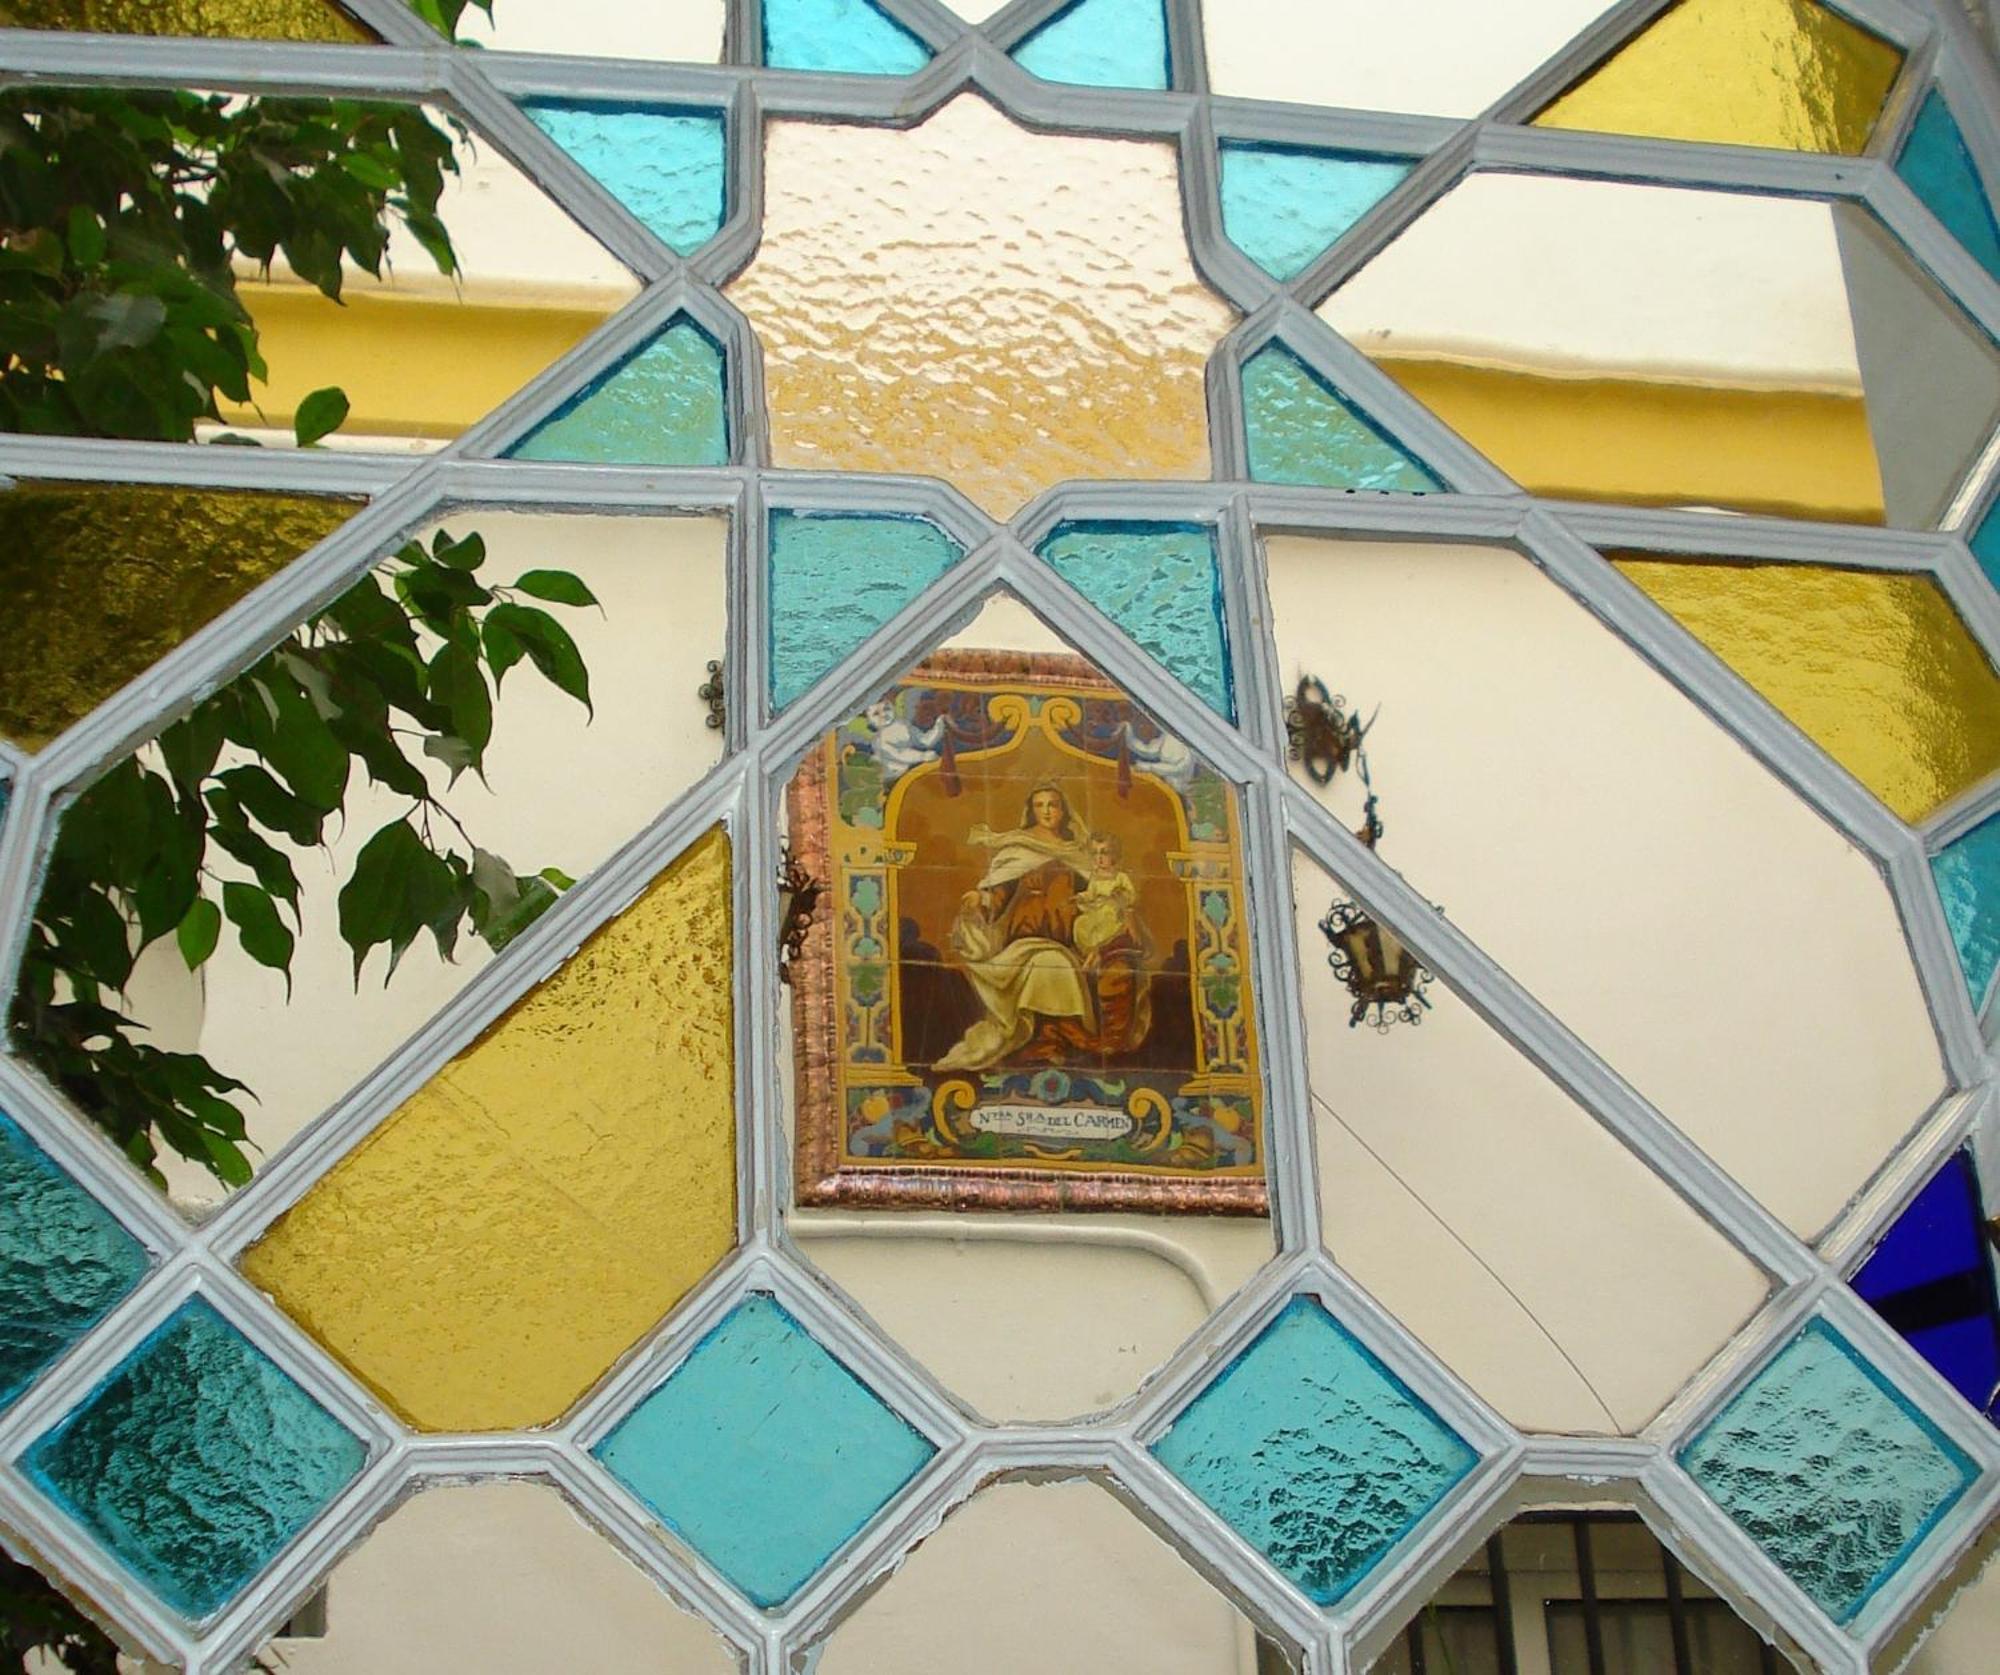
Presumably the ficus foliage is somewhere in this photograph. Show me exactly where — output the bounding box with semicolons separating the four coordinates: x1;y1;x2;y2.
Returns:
11;530;596;1190
0;84;463;443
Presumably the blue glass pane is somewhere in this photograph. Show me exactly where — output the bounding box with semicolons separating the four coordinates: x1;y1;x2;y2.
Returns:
1934;812;2000;1010
1040;523;1232;719
1898;92;2000;285
1219;144;1411;283
1972;499;2000;596
1853;1153;2000;1422
0;1110;150;1409
520;101;726;258
764;0;931;75
23;1298;366;1622
508;320;727;467
1242;344;1442;493
1012;0;1169;91
768;511;963;711
593;1293;934;1608
1679;1319;1977;1624
1152;1295;1478;1606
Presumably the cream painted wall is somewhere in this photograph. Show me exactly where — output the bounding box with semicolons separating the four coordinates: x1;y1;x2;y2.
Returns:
124;512;728;1208
1319;175;1864;386
1904;1544;2000;1672
813;1479;1263;1675
459;0;726;64
1203;0;1615;116
268;1481;736;1673
1297;848;1768;1434
1267;537;1942;1240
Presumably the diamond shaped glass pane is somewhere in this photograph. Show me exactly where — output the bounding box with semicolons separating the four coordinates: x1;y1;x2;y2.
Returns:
0;1109;150;1409
594;1293;935;1608
22;1297;366;1622
1679;1319;1978;1624
1153;1295;1478;1606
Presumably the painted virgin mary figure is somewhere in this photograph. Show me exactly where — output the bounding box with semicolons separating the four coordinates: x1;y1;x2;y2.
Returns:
934;781;1152;1072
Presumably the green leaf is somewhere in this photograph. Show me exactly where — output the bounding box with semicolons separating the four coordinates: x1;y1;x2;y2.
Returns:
430;529;486;571
198;1128;254;1188
176;895;222;969
223;881;295;982
88;290;167;351
485;603;592;715
510;568;597;607
66;203;106;267
427;640;492;764
293;384;349;447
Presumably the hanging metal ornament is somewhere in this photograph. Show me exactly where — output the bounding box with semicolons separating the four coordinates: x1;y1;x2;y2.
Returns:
1317;743;1435;1031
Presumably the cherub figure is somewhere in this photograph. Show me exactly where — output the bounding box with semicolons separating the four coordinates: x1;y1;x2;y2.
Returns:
1122;721;1198;791
863;696;947;784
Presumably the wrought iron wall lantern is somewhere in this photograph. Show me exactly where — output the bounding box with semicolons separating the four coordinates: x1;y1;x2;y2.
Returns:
1291;675;1436;1031
776;840;821;986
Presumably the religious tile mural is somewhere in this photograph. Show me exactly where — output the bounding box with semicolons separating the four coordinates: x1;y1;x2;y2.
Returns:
789;651;1266;1214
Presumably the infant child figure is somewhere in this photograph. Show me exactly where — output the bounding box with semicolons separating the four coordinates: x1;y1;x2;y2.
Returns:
1073;833;1140;967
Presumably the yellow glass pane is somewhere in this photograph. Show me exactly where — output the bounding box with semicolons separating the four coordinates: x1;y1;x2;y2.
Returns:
1612;557;2000;823
726;94;1233;518
241;829;738;1432
1534;0;1902;154
0;0;371;41
0;482;356;751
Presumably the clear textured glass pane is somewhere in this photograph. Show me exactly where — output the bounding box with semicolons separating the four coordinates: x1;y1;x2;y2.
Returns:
240;830;736;1433
1242;345;1442;493
456;0;724;60
593;1292;935;1608
22;1298;366;1622
1934;813;2000;1013
1546;1600;1766;1674
767;511;964;710
1039;522;1233;718
1534;0;1902;154
1899;91;2000;285
0;1108;150;1409
1680;1320;1977;1623
1153;1295;1478;1606
507;319;727;467
520;101;727;258
727;96;1230;515
1218;144;1410;282
1012;0;1170;91
762;0;932;74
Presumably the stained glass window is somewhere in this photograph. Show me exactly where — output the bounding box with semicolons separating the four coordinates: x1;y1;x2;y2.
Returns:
1;1;1999;1672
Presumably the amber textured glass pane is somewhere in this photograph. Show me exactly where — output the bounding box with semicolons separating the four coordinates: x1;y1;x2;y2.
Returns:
240;829;737;1432
0;483;356;751
726;95;1232;517
1534;0;1902;154
0;0;370;40
1612;558;2000;824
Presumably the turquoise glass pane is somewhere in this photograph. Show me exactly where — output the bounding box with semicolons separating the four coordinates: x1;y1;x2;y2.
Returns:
508;320;727;467
1899;92;2000;285
763;0;931;75
22;1298;366;1622
1039;522;1233;719
1680;1319;1977;1624
1972;498;2000;595
520;101;726;258
1934;812;2000;1010
1219;144;1411;282
1242;343;1443;493
593;1293;934;1608
1152;1295;1478;1606
0;1109;150;1409
1012;0;1169;91
768;511;963;711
